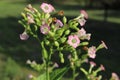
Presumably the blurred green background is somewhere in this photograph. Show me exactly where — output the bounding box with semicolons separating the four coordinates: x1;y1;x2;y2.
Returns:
0;0;120;80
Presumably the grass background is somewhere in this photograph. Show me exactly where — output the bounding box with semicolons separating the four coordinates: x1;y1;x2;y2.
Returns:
0;0;120;80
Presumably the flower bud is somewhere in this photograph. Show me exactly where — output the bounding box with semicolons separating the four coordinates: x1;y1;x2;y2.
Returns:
59;53;64;63
48;31;54;37
45;13;50;19
45;40;50;45
63;16;67;24
65;30;70;35
54;41;59;47
60;37;67;43
79;42;89;46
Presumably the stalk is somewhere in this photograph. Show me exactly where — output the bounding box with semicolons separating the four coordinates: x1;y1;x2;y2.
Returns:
72;67;76;80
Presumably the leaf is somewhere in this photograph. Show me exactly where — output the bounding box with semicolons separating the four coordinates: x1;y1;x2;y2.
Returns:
50;66;70;80
36;73;46;80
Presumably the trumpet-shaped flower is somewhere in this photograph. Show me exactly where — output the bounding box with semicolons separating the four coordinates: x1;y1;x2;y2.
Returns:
27;14;35;24
67;35;80;48
88;46;96;59
101;41;108;49
40;24;50;34
78;18;86;26
56;19;63;27
20;32;29;40
100;64;105;71
77;28;86;37
80;10;88;19
90;61;96;67
77;28;91;40
40;3;55;13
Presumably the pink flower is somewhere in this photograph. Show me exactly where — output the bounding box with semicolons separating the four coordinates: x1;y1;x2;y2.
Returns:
100;64;105;71
77;28;91;40
111;72;120;80
78;18;86;26
40;24;50;34
84;34;91;40
80;10;88;19
40;3;55;13
67;35;80;48
56;19;63;27
27;14;35;24
20;32;29;40
101;41;108;49
77;28;86;37
90;61;96;67
88;46;96;59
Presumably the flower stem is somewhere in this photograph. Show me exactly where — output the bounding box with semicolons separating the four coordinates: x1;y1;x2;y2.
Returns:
72;67;76;80
46;61;50;80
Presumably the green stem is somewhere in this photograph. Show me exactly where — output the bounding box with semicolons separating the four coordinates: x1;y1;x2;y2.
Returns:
46;61;50;80
72;67;76;80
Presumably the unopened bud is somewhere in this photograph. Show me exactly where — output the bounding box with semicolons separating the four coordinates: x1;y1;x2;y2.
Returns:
65;30;70;35
54;41;59;47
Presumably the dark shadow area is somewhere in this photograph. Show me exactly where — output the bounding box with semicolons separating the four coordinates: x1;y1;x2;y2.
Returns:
0;17;42;65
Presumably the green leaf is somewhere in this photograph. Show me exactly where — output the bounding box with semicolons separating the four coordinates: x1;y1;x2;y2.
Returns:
50;67;70;80
36;73;46;80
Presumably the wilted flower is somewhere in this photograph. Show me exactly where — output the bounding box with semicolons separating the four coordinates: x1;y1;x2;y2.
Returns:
40;24;50;34
40;3;55;13
80;10;88;19
67;35;80;48
58;10;64;16
88;46;96;59
20;31;29;40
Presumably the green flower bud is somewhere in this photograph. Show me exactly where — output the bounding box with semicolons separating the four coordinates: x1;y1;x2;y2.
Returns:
56;28;65;37
21;12;27;20
59;53;64;63
65;30;70;35
51;24;55;29
45;40;50;45
60;47;63;51
48;31;54;37
79;42;89;46
74;23;79;27
42;48;48;59
63;16;67;24
45;13;50;19
60;37;67;43
54;41;59;47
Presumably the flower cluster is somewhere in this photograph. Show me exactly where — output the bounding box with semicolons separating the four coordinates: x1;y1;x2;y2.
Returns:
19;3;119;80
